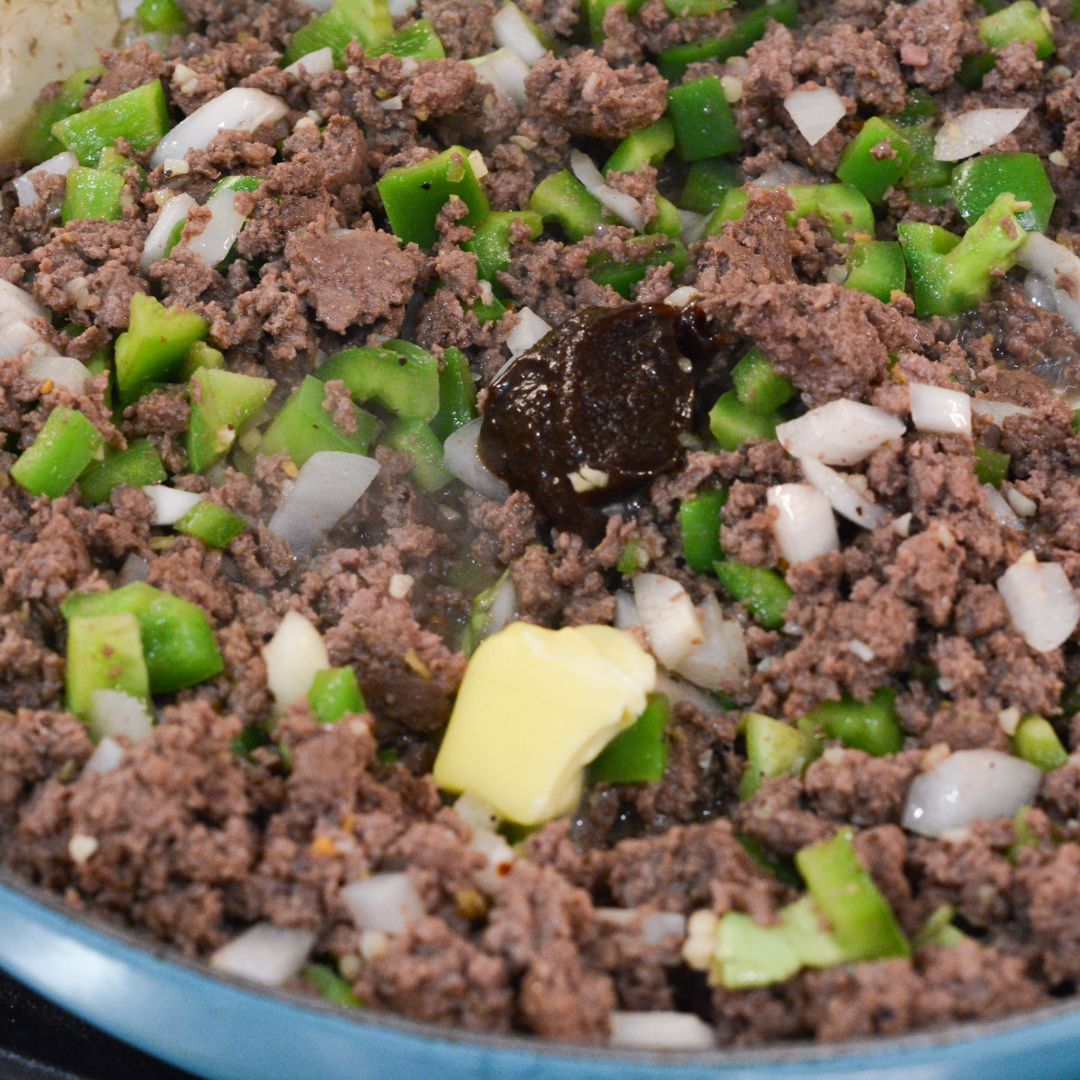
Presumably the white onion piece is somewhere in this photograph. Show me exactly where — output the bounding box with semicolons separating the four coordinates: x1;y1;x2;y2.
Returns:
997;553;1080;653
633;573;703;670
151;87;289;168
118;553;150;585
186;187;250;268
983;483;1022;530
767;483;839;564
655;671;726;718
934;107;1028;161
268;450;381;555
453;791;500;833
472;48;529;108
570;149;646;231
143;485;202;526
752;161;813;189
341;873;423;935
13;151;78;208
971;398;1034;424
284;45;334;76
387;0;417;13
442;419;512;502
0;280;48;322
800;457;886;529
486;575;517;638
902;750;1041;838
468;828;518;892
262;610;330;709
597;908;688;946
614;590;642;630
507;306;552;357
1024;272;1057;311
783;85;846;147
88;689;154;744
82;736;126;777
1018;232;1080;335
116;0;141;17
909;383;972;436
210;923;316;987
664;285;703;309
493;2;547;65
140;193;197;270
24;354;91;393
609;1012;716;1051
674;594;749;693
0;315;50;362
777;399;906;466
678;209;708;245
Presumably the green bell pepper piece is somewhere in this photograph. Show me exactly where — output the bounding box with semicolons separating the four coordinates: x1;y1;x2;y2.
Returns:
708;390;779;450
370;18;445;59
308;667;367;725
679;489;728;573
187;367;275;473
1012;714;1068;771
22;65;104;163
912;903;966;949
680;159;739;214
472;295;508;324
316;342;440;422
463;210;543;284
900;124;953;192
732;348;796;415
178;341;225;381
78;439;166;505
704;186;750;234
584;0;645;41
895;89;939;127
377;145;490;250
260;375;377;466
647;194;683;238
974;445;1011;487
303;964;364;1008
836;117;915;205
63;582;224;694
588;237;689;298
11;407;104;499
713;559;792;631
844;240;906;302
800;689;903;757
665;0;733;11
616;538;649;575
979;0;1055;58
528;169;611;241
137;0;189;33
52;80;170;167
461;571;512;655
668;76;741;162
795;828;910;961
61;165;125;224
115;293;209;406
385;417;454;492
432;347;477;441
284;0;394;65
175;501;247;549
587;693;671;785
604;119;677;175
739;712;817;800
951;153;1056;233
65;612;151;721
786;183;876;240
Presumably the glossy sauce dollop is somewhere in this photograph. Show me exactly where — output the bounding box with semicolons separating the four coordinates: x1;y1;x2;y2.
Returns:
479;304;700;538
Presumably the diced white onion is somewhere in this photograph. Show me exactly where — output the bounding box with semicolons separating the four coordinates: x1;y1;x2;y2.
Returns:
1005;484;1037;518
298;0;334;9
679;209;708;245
88;689;154;744
594;909;687;946
493;2;547;65
116;0;142;16
800;457;886;529
971;399;1034;424
0;314;50;363
82;736;126;777
453;791;500;833
633;573;703;670
140;193;196;270
570;149;646;232
655;671;726;718
1018;232;1080;336
777;399;906;466
507;305;552;357
997;553;1080;653
0;280;48;322
387;0;417;13
767;483;839;564
752;161;813;189
933;108;1029;162
284;46;335;76
609;1011;716;1051
142;485;203;526
341;873;423;935
261;610;330;709
673;593;749;693
468;828;518;892
664;285;703;309
902;750;1042;838
13;151;78;208
983;483;1022;530
614;590;641;630
485;575;517;639
782;85;846;147
24;354;91;393
442;418;512;502
909;383;972;436
379;94;404;112
268;450;381;556
210;923;316;986
186;187;250;268
151;87;289;169
471;48;529;108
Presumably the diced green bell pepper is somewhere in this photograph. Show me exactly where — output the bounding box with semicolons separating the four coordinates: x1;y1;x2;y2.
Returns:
11;407;104;499
385;417;454;492
584;0;645;41
61;165;125;224
316;342;440;422
680;159;739;214
900;125;953;192
178;341;225;381
260;375;377;466
604;119;677;175
463;210;543;284
63;582;224;694
588;236;689;298
588;693;671;785
647;194;683;238
137;0;189;33
795;828;910;961
975;444;1011;487
432;347;477;441
785;183;876;240
115;293;209;406
665;0;733;11
703;186;750;234
78;439;166;505
912;903;966;949
836;117;915;205
308;666;367;725
668;76;741;162
461;571;513;655
370;18;445;59
187;367;275;473
732;348;796;415
65;612;150;719
175;501;247;549
800;689;903;757
739;712;817;800
472;295;508;324
1011;714;1068;771
713;559;792;631
951;153;1056;233
844;240;906;302
284;0;394;65
679;489;728;573
979;0;1055;58
52;80;170;167
303;964;364;1008
708;390;779;450
22;65;103;163
378;145;490;250
616;538;649;575
895;90;939;128
528;169;611;241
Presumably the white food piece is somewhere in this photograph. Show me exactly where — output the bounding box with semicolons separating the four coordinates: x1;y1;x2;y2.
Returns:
88;689;154;744
140;192;197;269
983;483;1023;530
142;485;203;526
261;610;330;709
570;148;646;231
210;923;316;987
507;306;552;357
997;552;1080;653
186;186;250;268
24;353;91;393
493;2;547;66
609;1011;716;1051
800;457;887;529
934;108;1029;161
442;419;512;502
1018;232;1080;336
13;151;78;207
341;873;424;935
909;383;972;436
284;46;334;76
674;594;749;693
471;48;529;108
82;736;126;777
777;399;906;465
767;483;840;564
783;85;846;147
633;573;704;669
970;399;1034;424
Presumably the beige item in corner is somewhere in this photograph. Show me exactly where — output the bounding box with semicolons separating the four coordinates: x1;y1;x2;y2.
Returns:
0;0;120;157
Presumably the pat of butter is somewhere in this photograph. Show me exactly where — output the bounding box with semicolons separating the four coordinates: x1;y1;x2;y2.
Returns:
433;622;656;826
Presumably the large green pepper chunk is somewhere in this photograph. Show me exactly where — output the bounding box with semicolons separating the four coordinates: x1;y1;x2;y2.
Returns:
11;407;104;499
836;117;915;204
800;689;904;757
680;159;739;214
713;560;792;631
316;342;440;422
284;0;394;65
604;119;677;175
587;693;671;785
78;440;166;505
370;18;446;60
65;612;150;720
979;0;1055;59
187;367;275;474
588;237;689;298
844;240;906;302
260;376;377;466
951;153;1056;233
1011;714;1068;771
708;390;779;450
22;65;104;163
308;667;366;725
679;489;727;573
175;501;248;549
668;76;741;161
431;348;477;441
385;417;454;492
51;80;170;167
137;0;189;33
528;169;611;241
739;712;819;800
61;165;125;225
785;183;875;240
115;293;209;406
463;211;543;284
584;0;646;41
731;348;796;415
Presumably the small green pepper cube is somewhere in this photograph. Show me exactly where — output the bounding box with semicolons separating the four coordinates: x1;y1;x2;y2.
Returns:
304;964;364;1008
708;390;778;451
12;407;105;499
786;183;876;240
604;118;677;175
900;125;953;192
647;194;683;238
316;342;440;423
178;340;225;381
528;169;611;241
668;76;741;162
22;65;104;164
137;0;189;33
739;712;816;800
1011;714;1068;771
895;90;939;127
187;367;276;473
116;293;209;406
704;186;750;235
370;18;446;60
588;693;671;785
377;146;490;250
463;210;543;284
979;0;1055;59
308;667;367;725
260;376;377;466
679;489;728;573
175;501;247;549
52;80;170;167
61;166;125;225
589;237;689;298
713;559;793;631
974;445;1011;487
843;240;907;303
801;689;903;757
78;440;166;506
951;152;1056;233
680;159;739;214
732;348;796;416
385;417;454;492
836;117;915;204
65;612;151;720
284;0;395;65
431;348;477;441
